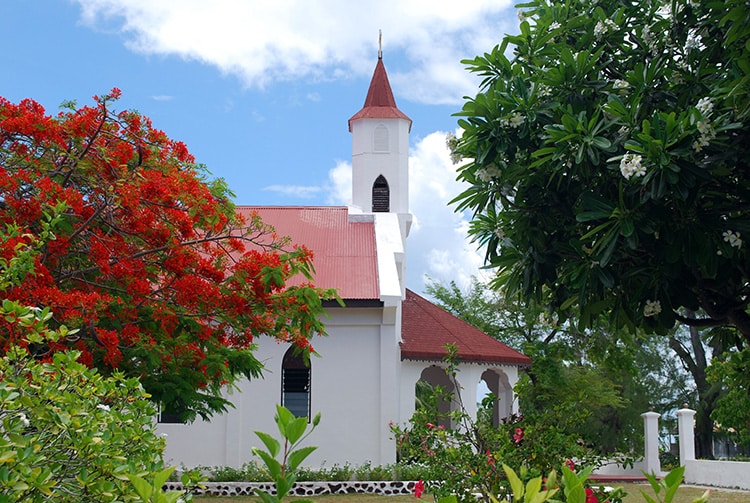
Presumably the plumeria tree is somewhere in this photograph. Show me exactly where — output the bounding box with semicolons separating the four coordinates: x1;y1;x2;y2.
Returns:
450;0;750;342
0;90;338;420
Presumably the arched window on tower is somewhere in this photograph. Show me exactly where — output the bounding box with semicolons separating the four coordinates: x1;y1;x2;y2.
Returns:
281;347;311;419
372;175;390;212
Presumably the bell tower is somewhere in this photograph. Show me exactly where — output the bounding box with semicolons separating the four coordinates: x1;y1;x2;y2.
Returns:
348;44;412;240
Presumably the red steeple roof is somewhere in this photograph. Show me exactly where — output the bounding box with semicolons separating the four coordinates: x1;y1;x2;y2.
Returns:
348;56;412;132
400;289;531;365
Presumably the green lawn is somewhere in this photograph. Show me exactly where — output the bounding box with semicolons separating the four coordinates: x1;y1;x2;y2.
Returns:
194;483;747;503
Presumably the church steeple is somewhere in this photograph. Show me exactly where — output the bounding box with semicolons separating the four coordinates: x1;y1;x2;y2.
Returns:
348;55;412;132
349;47;411;221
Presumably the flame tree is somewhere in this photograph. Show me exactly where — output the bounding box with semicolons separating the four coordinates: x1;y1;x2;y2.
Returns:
0;89;337;420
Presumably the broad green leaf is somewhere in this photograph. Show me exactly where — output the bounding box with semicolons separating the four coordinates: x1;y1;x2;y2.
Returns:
288;445;317;471
503;464;524;499
252;448;282;479
152;466;176;491
255;431;280;457
127;474;153;500
524;476;542;502
285;416;308;445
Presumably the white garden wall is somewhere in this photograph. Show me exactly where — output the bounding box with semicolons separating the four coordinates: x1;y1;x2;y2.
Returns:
684;459;750;490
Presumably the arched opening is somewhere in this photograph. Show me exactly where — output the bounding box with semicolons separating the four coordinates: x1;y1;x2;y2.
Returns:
416;366;456;428
281;347;311;420
372;175;390;212
479;369;513;427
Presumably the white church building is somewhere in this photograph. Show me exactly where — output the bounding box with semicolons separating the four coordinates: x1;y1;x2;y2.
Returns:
157;53;531;469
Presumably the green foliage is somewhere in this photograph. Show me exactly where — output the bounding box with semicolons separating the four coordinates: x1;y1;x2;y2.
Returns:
503;464;558;503
251;404;320;503
450;0;750;342
128;466;190;503
0;239;198;501
390;345;615;502
708;347;750;445
641;466;709;503
0;305;191;502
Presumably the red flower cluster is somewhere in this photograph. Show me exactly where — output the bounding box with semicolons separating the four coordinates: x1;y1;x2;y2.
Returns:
413;479;425;499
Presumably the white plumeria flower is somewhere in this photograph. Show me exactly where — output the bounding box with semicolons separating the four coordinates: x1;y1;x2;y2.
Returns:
643;300;662;317
594;21;607;38
619;153;646;179
696;97;713;116
613;79;629;90
476;164;501;182
594;18;618;39
723;230;742;249
693;120;716;152
508;112;525;128
685;32;702;51
445;132;463;164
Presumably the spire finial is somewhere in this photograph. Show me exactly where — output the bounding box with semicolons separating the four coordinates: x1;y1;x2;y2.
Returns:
378;30;382;59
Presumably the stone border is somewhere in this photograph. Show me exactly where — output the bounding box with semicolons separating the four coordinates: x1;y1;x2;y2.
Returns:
164;480;418;497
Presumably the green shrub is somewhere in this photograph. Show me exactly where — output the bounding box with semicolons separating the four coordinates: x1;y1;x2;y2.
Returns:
0;301;190;502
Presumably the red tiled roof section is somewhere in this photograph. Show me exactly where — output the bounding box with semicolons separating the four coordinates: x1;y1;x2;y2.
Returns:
348;57;412;131
401;289;531;365
237;206;379;300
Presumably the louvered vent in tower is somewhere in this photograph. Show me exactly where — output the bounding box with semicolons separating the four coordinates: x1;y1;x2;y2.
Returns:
372;175;390;212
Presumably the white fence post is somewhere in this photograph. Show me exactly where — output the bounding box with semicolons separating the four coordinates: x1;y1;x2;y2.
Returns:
676;406;697;465
641;410;662;474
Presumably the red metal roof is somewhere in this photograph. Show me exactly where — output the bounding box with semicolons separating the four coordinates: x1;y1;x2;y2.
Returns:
237;206;379;300
401;289;531;365
348;57;412;131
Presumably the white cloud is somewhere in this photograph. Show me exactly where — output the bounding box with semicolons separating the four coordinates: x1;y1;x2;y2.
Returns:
73;0;517;105
407;130;485;292
326;160;352;206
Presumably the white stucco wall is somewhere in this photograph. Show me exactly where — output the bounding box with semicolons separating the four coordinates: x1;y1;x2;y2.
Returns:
351;119;410;215
159;306;395;469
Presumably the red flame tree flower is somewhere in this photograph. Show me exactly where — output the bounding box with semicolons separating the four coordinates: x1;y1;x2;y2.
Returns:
0;90;338;420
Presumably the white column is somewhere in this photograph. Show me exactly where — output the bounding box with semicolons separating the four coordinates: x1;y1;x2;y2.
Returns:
676;407;697;464
641;410;662;474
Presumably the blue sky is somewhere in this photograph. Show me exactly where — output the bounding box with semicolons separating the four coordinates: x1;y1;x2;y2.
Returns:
1;0;520;294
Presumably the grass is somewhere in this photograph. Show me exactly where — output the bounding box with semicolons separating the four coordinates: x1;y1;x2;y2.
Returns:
193;483;748;503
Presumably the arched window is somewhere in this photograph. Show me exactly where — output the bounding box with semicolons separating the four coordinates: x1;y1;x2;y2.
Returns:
281;347;311;419
372;175;390;212
416;366;456;429
373;124;389;151
479;369;512;427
